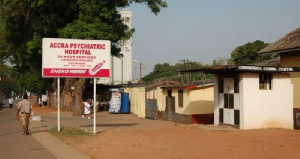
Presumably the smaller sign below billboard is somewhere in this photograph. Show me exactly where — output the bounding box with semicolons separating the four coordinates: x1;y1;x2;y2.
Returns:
42;38;111;78
109;92;121;113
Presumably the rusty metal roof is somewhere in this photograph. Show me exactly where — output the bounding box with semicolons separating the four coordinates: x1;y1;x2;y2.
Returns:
186;83;214;90
145;80;181;90
180;65;237;74
254;56;280;67
259;27;300;54
161;80;214;89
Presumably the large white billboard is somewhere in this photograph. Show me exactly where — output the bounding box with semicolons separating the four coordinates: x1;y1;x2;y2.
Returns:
42;38;111;78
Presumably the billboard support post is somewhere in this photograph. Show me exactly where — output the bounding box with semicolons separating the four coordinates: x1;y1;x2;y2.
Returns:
57;78;60;132
93;78;97;134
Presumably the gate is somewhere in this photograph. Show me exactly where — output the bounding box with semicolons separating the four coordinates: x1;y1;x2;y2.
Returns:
165;96;175;121
145;99;157;119
294;108;300;129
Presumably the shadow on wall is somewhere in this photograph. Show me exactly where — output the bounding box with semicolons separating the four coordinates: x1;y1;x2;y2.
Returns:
182;100;214;115
158;100;214;124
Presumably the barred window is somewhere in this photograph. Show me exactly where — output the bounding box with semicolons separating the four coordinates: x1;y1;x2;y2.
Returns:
178;90;183;107
259;73;272;90
219;78;224;93
234;77;239;93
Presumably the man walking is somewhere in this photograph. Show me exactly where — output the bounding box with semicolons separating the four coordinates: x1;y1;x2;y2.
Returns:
17;94;32;136
9;97;13;109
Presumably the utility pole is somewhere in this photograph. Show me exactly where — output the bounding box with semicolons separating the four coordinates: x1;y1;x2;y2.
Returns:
133;60;144;87
179;59;190;83
179;59;189;70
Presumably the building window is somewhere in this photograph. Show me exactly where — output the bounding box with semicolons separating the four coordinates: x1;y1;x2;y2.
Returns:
168;90;172;97
219;78;224;93
234;77;239;93
259;73;272;90
178;90;183;107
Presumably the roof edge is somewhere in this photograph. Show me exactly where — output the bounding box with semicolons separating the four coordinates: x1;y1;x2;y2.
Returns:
259;47;300;54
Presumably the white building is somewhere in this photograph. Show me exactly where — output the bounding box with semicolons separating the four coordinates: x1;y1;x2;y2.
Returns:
202;65;295;130
97;10;133;85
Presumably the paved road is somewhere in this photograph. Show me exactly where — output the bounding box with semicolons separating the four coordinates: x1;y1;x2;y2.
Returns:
1;98;238;159
0;105;56;159
0;103;91;159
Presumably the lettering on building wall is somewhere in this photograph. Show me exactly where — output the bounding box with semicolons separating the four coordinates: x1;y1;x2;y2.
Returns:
238;66;295;72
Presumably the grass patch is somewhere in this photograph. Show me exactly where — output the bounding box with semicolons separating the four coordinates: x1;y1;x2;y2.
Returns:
49;127;92;139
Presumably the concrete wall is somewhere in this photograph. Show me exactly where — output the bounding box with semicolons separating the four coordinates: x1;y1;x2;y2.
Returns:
240;73;293;129
156;87;164;112
124;87;145;118
214;76;219;125
112;10;133;84
161;88;190;114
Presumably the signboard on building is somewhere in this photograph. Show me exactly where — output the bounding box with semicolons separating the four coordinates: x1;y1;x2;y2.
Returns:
237;66;300;72
42;38;111;78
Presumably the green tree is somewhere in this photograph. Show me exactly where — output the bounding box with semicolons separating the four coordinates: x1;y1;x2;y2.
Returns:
143;61;207;83
231;40;270;65
0;64;17;98
0;0;167;115
143;63;176;82
212;57;233;66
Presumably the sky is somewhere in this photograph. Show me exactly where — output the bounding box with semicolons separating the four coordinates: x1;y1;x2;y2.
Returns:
128;0;300;78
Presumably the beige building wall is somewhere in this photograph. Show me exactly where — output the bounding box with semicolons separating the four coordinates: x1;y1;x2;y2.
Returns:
162;86;214;115
156;87;164;112
125;85;214;118
124;87;145;117
181;87;214;114
161;88;182;113
173;88;191;114
281;54;300;108
146;88;157;99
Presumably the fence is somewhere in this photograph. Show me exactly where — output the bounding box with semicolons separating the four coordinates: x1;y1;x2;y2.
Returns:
294;108;300;129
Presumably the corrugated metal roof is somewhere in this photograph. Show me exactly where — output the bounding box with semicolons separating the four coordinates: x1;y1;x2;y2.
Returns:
186;83;214;90
161;82;214;89
259;27;300;54
160;78;214;88
254;56;280;67
145;81;181;90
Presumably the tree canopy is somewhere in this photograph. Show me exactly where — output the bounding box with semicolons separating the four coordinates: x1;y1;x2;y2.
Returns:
212;57;233;66
230;40;270;65
0;64;17;97
0;0;167;93
143;61;209;82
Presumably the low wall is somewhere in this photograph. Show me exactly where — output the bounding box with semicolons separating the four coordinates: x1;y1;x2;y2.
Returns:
158;111;214;124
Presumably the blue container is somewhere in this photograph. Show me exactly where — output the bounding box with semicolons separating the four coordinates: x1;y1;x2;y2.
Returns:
120;92;130;113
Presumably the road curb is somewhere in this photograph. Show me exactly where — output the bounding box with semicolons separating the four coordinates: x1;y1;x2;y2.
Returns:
31;131;91;159
30;121;91;159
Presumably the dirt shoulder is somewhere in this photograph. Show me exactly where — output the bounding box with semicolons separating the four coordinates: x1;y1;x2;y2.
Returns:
33;105;300;159
32;104;57;115
67;126;300;159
